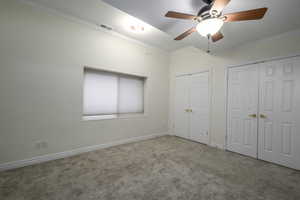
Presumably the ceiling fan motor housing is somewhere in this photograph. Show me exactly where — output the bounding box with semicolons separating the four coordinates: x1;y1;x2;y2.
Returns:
197;5;212;16
202;0;213;5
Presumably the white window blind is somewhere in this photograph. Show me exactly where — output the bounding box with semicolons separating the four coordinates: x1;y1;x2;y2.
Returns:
83;68;145;117
119;75;144;114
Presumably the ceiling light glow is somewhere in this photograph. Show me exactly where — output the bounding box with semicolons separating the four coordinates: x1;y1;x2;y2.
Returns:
196;18;224;37
129;24;145;33
124;18;146;33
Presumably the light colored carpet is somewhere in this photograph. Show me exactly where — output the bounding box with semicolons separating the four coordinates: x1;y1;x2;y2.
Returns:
0;136;300;200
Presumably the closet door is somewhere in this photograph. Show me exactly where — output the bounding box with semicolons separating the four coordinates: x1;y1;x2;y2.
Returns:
189;72;210;144
174;76;190;139
258;57;300;169
227;65;259;158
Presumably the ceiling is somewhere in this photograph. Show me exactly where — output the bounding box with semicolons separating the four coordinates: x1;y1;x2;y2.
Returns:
25;0;300;52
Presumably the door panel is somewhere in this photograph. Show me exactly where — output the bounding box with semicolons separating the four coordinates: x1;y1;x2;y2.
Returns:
189;72;209;144
281;80;294;112
263;81;274;111
243;119;252;145
174;76;190;139
227;65;259;158
263;121;273;152
258;57;300;170
281;123;292;155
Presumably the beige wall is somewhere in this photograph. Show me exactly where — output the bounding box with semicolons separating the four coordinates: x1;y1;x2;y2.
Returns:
169;29;300;148
0;0;170;164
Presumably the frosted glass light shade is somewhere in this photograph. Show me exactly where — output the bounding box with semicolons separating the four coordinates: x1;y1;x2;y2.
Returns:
196;18;224;37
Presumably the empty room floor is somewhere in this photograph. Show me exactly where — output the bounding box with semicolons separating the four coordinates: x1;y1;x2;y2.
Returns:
1;136;300;200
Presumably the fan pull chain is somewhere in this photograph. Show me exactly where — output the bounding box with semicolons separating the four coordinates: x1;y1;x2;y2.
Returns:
207;35;211;53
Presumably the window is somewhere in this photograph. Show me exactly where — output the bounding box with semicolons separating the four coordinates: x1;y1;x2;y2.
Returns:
83;68;145;120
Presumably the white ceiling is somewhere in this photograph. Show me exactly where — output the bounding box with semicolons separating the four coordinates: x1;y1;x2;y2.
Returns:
24;0;300;52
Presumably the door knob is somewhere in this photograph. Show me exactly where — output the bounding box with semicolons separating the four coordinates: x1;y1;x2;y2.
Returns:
185;109;189;112
260;114;267;119
249;114;257;118
189;109;193;113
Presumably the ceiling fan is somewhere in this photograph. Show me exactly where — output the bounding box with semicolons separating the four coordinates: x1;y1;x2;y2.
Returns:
165;0;268;43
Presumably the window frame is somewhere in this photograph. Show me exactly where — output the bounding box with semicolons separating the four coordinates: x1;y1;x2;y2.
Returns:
82;66;148;121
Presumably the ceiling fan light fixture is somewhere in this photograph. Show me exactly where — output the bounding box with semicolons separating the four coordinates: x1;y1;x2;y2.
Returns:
129;24;145;33
196;18;224;37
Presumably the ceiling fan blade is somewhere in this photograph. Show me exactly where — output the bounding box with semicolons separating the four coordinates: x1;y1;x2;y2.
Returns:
224;8;268;22
165;11;196;20
211;0;231;13
174;27;196;40
211;32;224;42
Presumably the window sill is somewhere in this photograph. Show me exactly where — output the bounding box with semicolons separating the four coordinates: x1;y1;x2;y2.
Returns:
82;113;146;121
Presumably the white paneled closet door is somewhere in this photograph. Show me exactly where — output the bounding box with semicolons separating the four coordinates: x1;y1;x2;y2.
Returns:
227;65;259;158
258;57;300;170
174;76;190;139
174;72;210;144
189;72;210;144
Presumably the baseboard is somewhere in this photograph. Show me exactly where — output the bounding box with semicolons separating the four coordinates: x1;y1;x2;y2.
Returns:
0;132;167;172
208;142;225;150
169;133;225;150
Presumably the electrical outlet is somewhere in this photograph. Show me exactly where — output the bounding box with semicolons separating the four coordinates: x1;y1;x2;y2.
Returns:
35;141;41;149
41;141;48;148
35;141;48;150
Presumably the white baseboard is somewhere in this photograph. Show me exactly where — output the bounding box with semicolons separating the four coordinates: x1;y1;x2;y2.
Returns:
208;142;225;150
0;132;167;172
168;133;225;150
